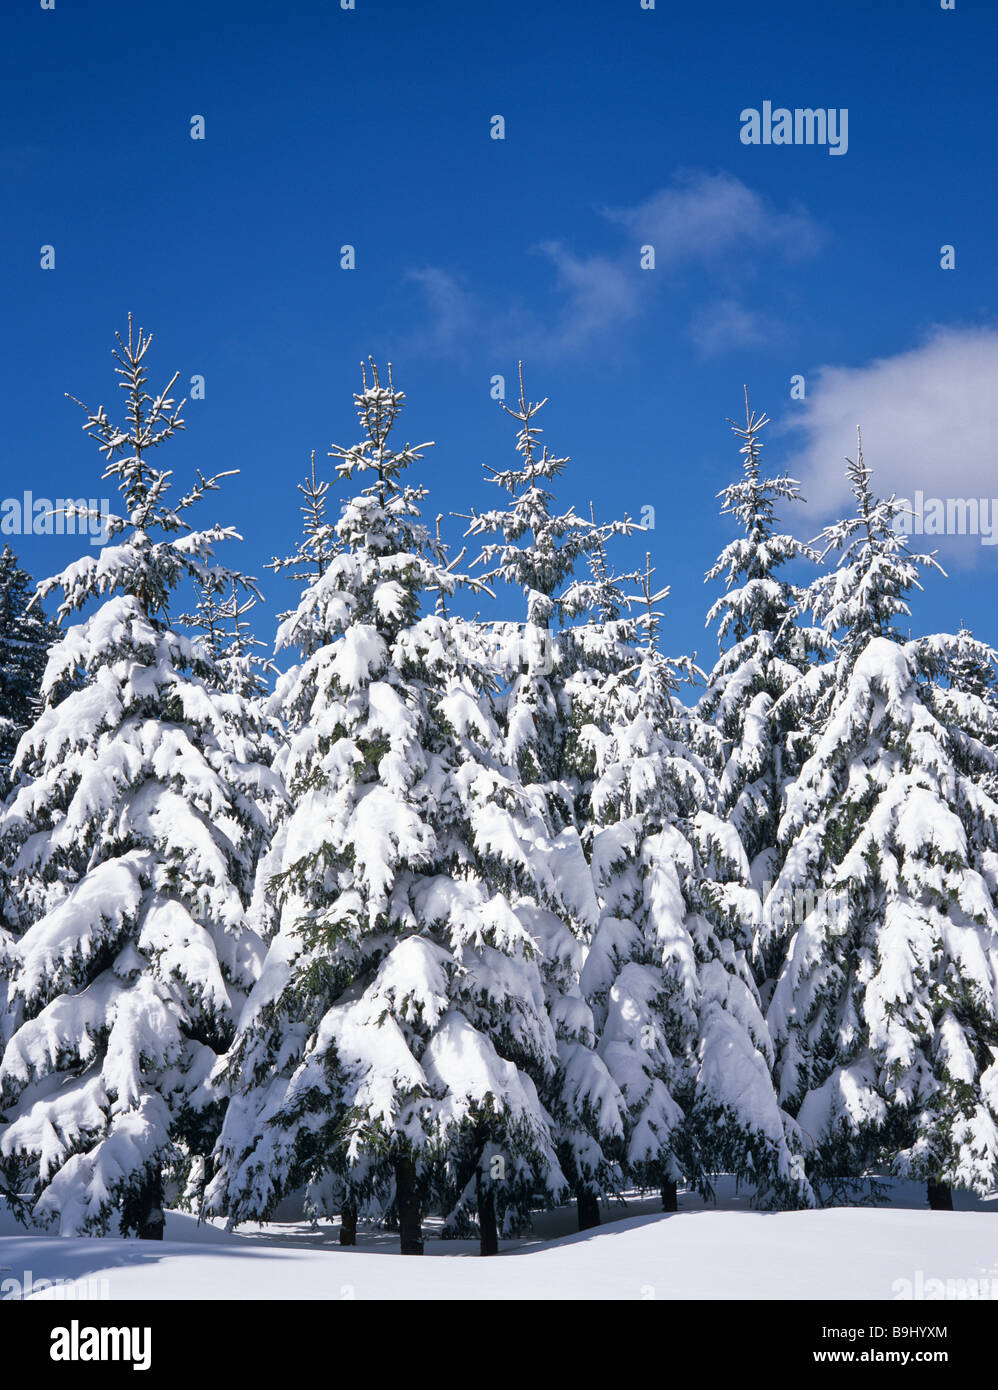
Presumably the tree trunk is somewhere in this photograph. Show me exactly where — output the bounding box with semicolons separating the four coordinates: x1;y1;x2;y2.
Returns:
340;1201;358;1246
395;1156;423;1255
138;1171;165;1241
576;1187;601;1231
660;1179;678;1213
927;1181;953;1211
477;1178;499;1257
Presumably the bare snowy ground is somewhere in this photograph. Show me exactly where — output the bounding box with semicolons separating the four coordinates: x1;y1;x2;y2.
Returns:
2;1179;996;1300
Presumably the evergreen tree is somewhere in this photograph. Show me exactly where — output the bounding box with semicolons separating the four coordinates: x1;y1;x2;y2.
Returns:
210;362;584;1255
579;555;813;1210
177;575;287;1145
463;366;604;815
765;443;998;1206
560;504;645;830
267;448;341;602
0;548;59;1000
944;627;998;701
697;392;820;993
936;628;998;805
0;546;59;800
463;372;630;1230
241;447;347;954
0;318;272;1235
806;437;939;672
182;580;276;702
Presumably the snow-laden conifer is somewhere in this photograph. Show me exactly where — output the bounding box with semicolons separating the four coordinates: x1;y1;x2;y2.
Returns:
463;366;604;816
0;547;59;801
0;319;275;1235
210;363;581;1254
463;375;631;1230
182;580;276;702
577;554;813;1210
0;548;60;996
765;442;998;1205
238;446;345;950
697;393;820;979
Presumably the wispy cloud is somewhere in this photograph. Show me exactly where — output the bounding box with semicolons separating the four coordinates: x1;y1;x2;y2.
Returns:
603;171;821;266
689;298;772;359
404;268;478;355
513;241;643;358
781;325;998;564
404;172;821;361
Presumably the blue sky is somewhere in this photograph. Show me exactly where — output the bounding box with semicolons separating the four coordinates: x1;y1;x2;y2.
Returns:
3;0;997;673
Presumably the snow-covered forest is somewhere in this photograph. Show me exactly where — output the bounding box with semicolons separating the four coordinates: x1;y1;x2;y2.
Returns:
3;319;998;1259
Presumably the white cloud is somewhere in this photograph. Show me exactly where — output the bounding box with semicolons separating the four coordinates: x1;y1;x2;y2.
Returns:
517;241;642;358
689;298;771;359
404;173;819;360
781;326;998;563
404;267;477;354
604;171;821;265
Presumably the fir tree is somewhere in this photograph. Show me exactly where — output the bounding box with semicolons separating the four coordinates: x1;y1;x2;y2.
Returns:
463;374;632;1230
463;365;604;813
697;391;820;994
182;579;276;701
579;555;813;1210
240;446;346;955
178;574;287;1089
0;318;272;1235
0;546;59;800
805;433;941;676
267;449;340;616
210;362;583;1255
765;443;998;1207
0;548;59;990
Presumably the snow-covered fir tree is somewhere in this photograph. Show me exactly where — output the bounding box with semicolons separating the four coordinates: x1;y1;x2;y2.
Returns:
936;628;998;804
0;318;278;1235
804;437;940;671
462;373;631;1230
267;448;341;602
182;580;276;702
945;627;998;702
0;546;59;801
577;553;813;1210
559;504;645;824
765;441;998;1207
235;447;345;951
7;324;998;1259
210;361;599;1255
0;548;59;1008
464;367;606;816
178;577;287;1063
697;392;820;994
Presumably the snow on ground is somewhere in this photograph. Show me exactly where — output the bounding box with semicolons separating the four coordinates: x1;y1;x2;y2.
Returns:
2;1179;996;1300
